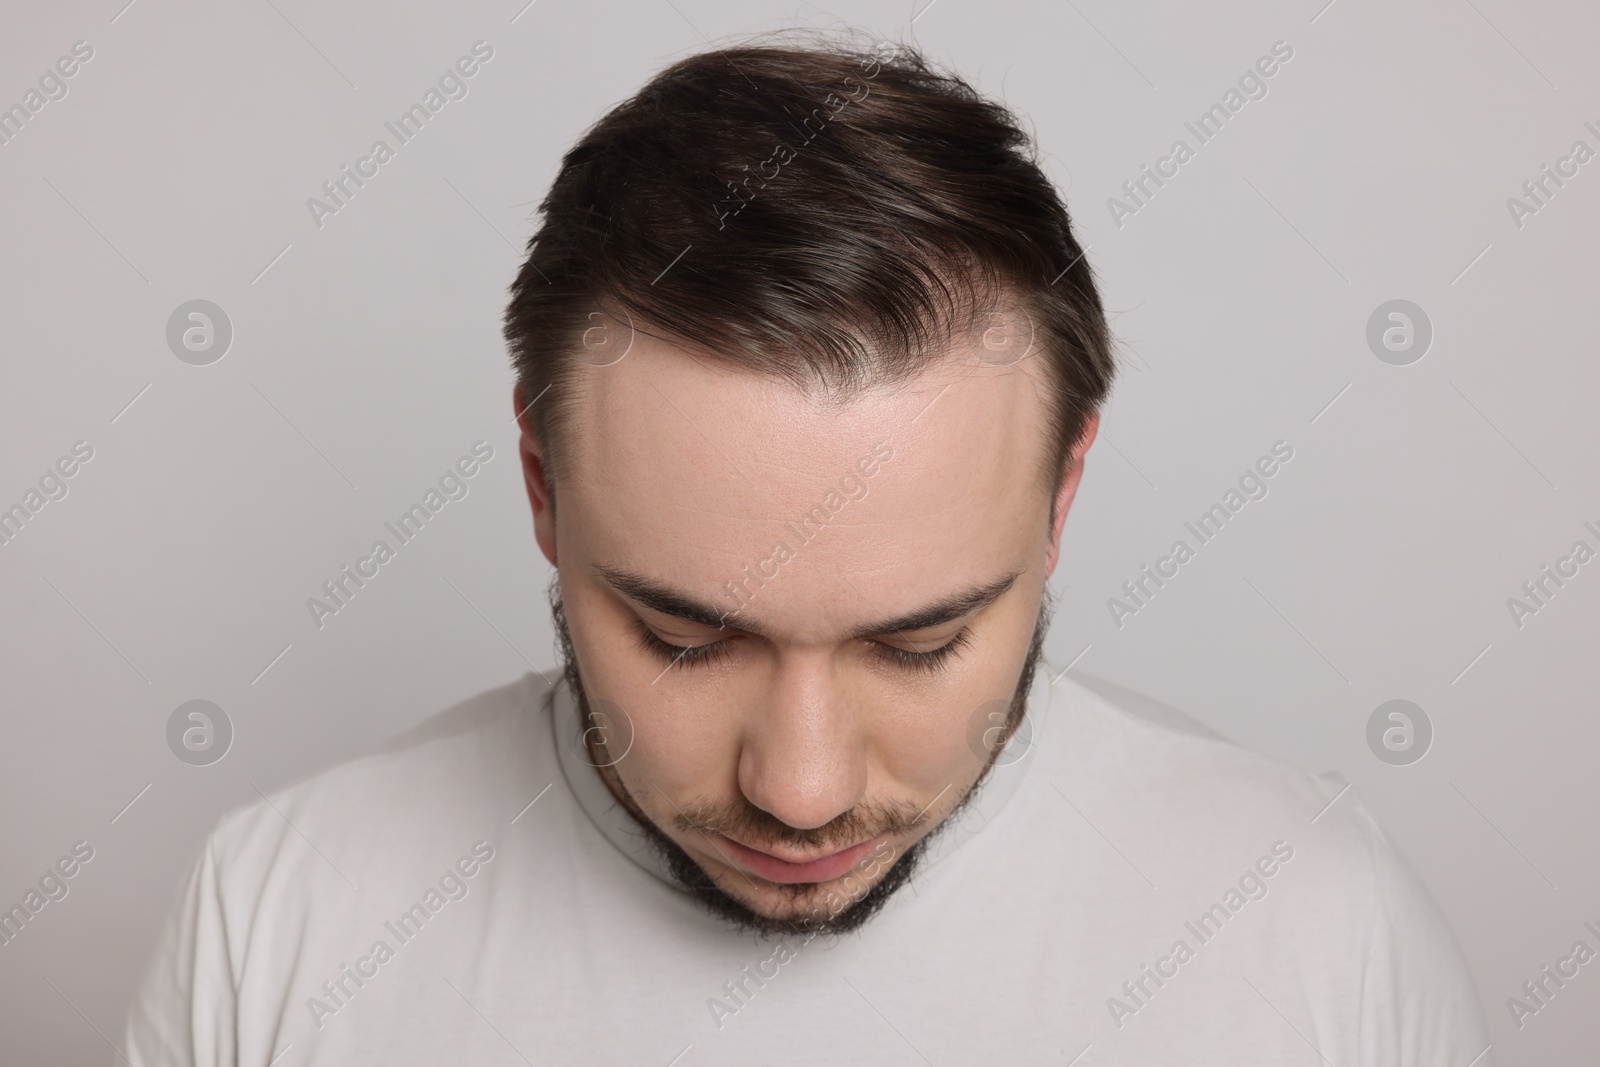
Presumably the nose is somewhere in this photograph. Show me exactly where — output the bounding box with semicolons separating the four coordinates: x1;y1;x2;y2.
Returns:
736;657;867;832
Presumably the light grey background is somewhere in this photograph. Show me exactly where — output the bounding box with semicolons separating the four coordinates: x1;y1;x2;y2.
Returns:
1;0;1595;1062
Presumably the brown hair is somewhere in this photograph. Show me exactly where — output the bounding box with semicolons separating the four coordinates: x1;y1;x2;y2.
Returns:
503;29;1116;520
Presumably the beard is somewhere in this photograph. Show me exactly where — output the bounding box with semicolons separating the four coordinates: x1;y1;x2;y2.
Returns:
548;577;1053;939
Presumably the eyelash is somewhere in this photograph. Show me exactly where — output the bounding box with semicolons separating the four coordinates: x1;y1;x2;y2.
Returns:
633;620;734;669
631;619;972;674
876;627;972;673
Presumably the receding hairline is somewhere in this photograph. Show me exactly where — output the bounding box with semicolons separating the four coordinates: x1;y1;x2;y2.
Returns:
506;33;1115;529
527;291;1074;514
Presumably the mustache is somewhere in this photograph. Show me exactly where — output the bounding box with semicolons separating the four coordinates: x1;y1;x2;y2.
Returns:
672;795;926;855
549;575;1057;853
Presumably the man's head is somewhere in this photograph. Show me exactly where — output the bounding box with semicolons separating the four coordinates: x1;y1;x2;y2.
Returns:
503;32;1115;935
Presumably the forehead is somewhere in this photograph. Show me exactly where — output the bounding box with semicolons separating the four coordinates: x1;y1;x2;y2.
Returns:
558;330;1054;633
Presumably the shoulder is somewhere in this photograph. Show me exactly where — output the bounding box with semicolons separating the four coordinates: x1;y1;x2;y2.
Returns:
1045;671;1490;1054
1048;671;1348;827
1043;671;1439;959
124;670;569;1065
1049;670;1407;893
205;669;560;899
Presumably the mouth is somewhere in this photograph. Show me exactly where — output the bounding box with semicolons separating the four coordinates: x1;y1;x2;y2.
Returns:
715;833;882;885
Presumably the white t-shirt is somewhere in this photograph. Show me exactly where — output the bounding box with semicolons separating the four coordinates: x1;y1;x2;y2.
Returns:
123;664;1493;1065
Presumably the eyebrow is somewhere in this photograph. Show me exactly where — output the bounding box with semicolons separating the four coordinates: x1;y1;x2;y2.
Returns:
592;564;1023;641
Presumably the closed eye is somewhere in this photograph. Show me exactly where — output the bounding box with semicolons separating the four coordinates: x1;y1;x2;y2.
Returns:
632;618;971;674
631;618;733;669
873;626;971;673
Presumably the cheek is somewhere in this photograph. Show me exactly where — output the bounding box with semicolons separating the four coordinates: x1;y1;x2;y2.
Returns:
872;691;991;792
559;577;746;801
603;669;750;806
871;607;1041;788
613;704;735;797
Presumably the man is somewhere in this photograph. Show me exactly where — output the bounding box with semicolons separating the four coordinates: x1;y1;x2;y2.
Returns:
125;33;1492;1065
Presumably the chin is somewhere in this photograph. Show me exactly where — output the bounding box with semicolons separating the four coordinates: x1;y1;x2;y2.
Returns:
653;832;931;938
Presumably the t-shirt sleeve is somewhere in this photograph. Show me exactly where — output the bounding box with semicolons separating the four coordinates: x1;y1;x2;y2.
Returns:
1355;803;1495;1066
122;836;238;1067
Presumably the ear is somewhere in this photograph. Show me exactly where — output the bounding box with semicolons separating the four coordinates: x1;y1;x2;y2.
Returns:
514;384;558;568
1043;412;1099;580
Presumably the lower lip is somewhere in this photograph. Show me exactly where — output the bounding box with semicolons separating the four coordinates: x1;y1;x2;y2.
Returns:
716;834;880;885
